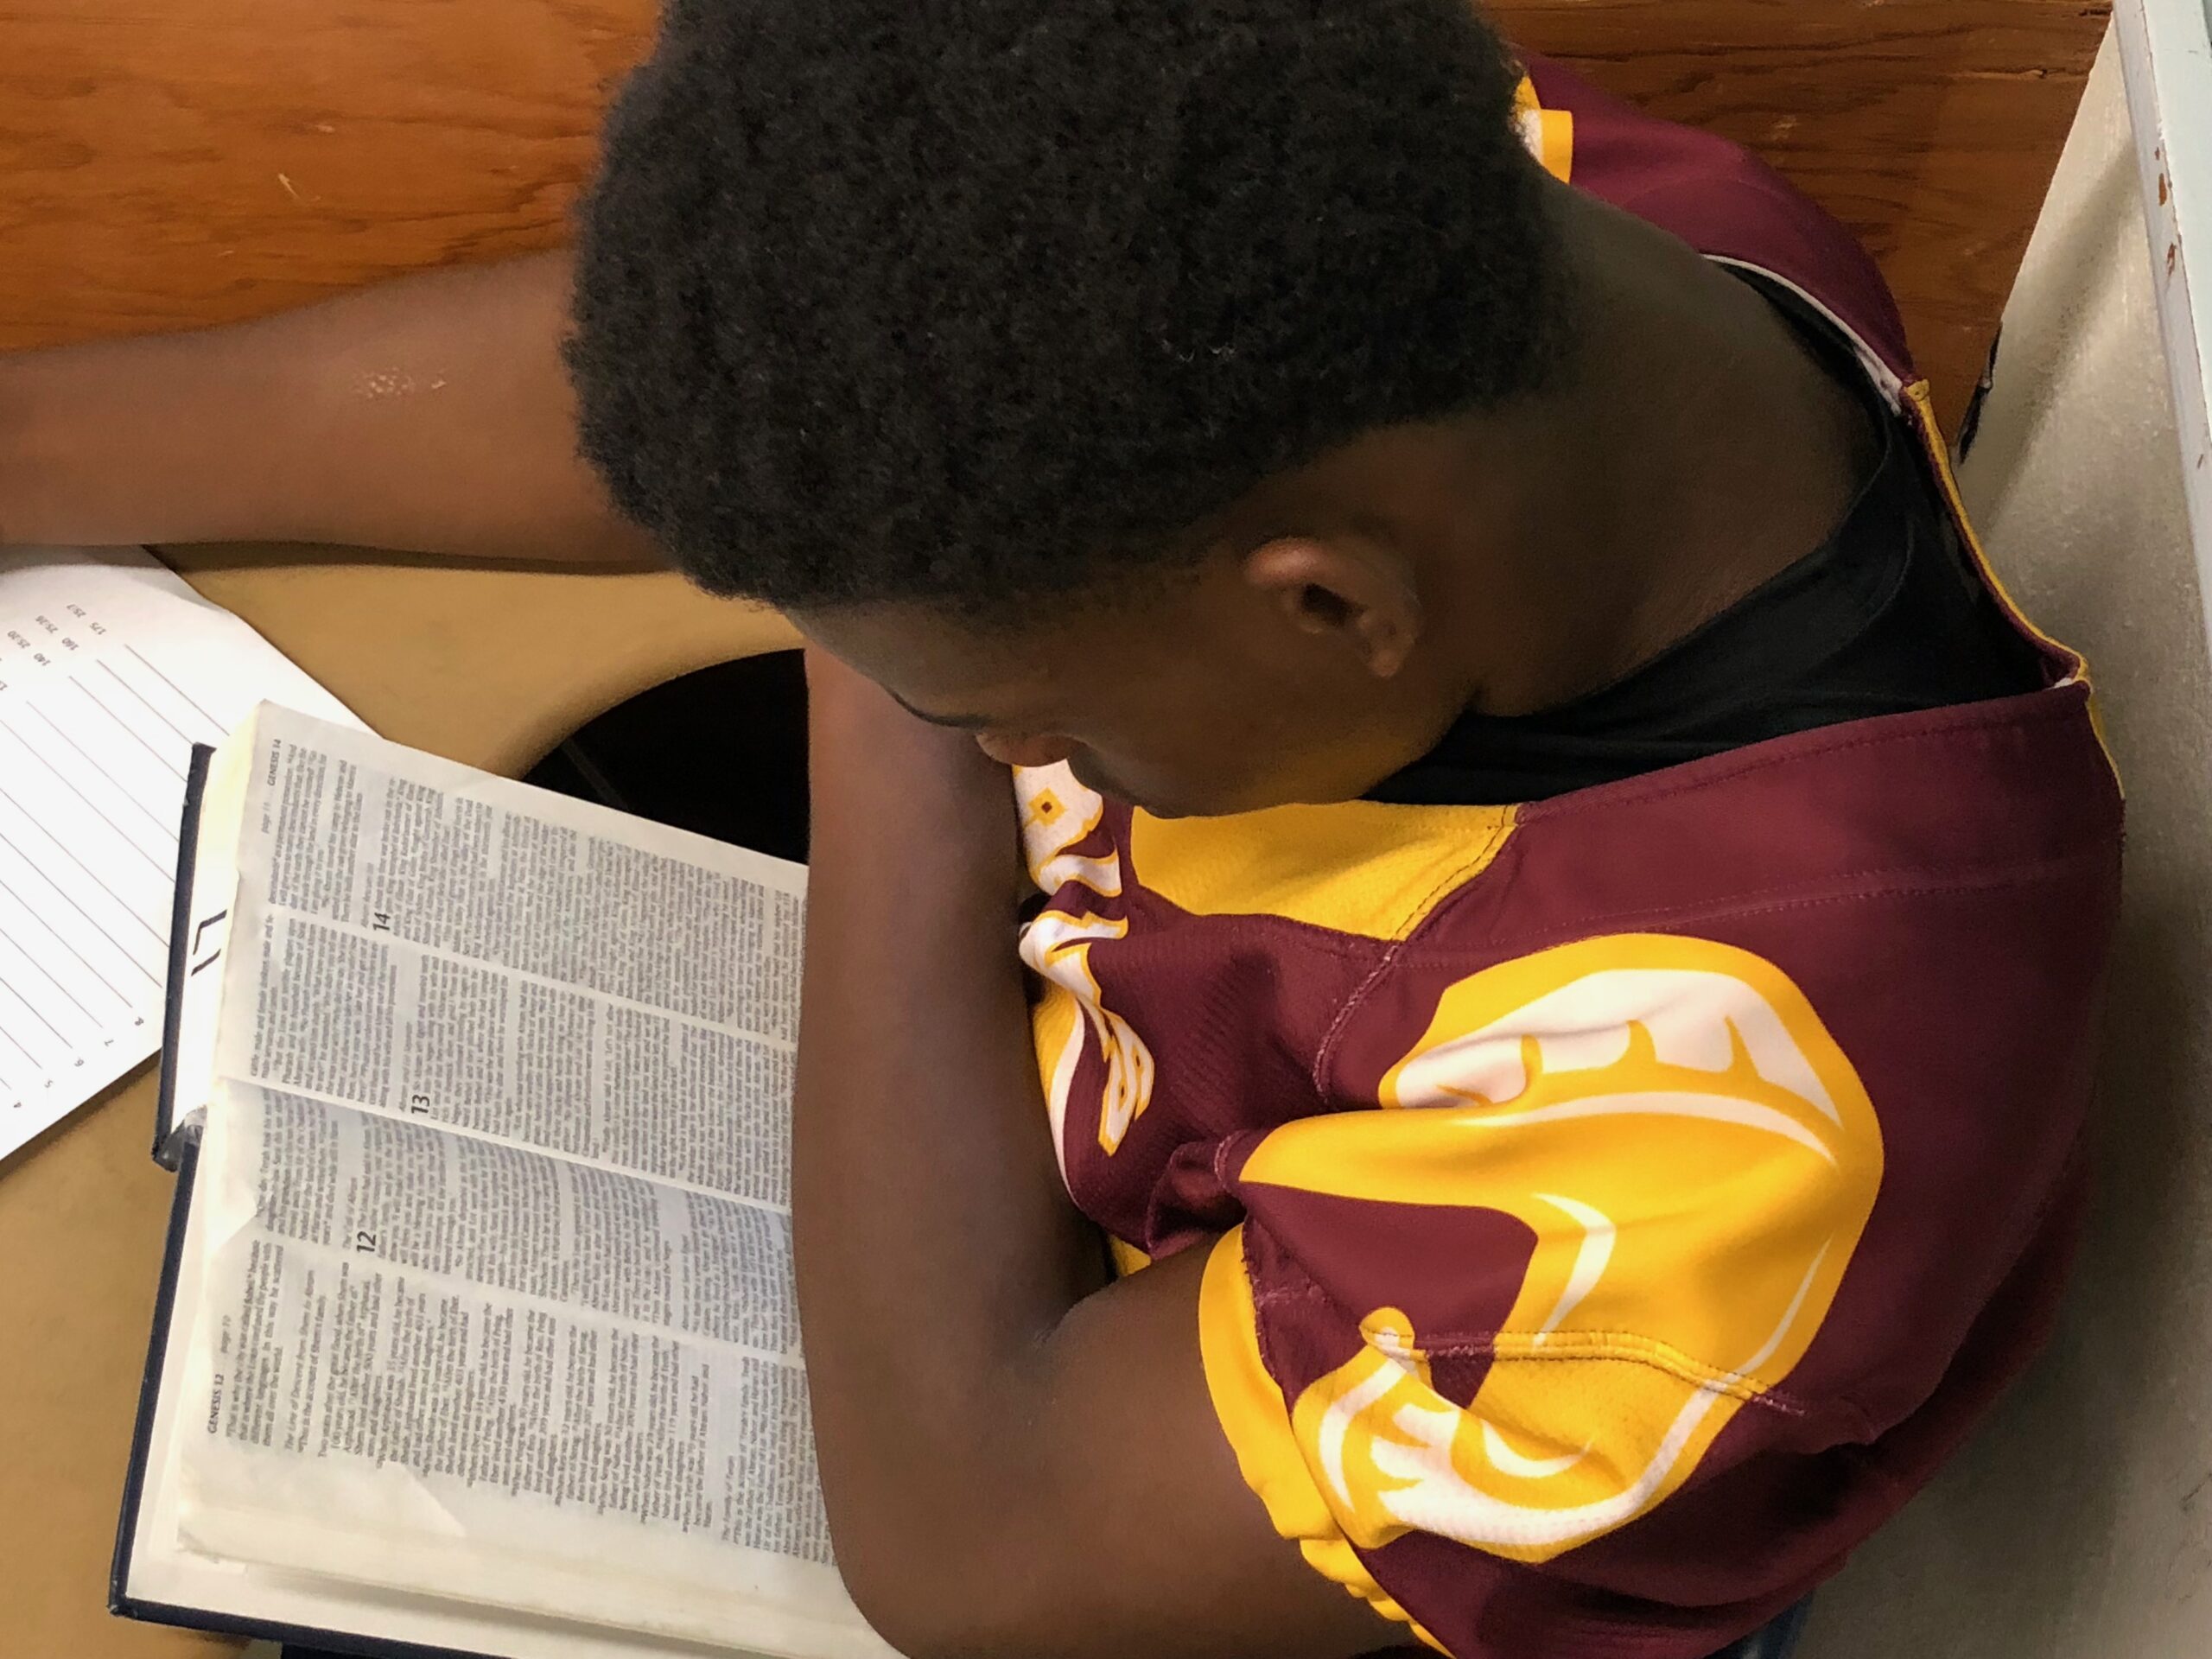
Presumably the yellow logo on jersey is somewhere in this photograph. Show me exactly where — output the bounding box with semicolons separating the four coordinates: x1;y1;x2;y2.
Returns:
1017;763;1123;899
1017;764;1154;1162
1239;934;1884;1562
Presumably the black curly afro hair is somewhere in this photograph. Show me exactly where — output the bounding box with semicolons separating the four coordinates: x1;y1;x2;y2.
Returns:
568;0;1569;617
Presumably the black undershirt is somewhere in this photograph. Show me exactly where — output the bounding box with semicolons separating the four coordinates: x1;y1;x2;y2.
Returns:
1368;274;2046;807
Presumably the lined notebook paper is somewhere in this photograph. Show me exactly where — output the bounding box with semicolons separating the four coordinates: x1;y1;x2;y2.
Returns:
0;548;355;1162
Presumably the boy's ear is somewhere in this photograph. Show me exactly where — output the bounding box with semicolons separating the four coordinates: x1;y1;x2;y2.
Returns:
1241;536;1424;679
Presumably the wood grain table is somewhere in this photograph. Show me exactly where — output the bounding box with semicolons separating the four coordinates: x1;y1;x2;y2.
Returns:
0;2;2106;1652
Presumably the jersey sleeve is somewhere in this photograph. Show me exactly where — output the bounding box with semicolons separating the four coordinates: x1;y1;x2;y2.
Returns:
1193;933;1889;1656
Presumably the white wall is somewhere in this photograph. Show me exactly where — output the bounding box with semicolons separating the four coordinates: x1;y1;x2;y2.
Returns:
1801;31;2212;1659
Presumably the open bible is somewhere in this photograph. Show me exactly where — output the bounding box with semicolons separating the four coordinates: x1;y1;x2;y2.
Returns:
113;702;893;1659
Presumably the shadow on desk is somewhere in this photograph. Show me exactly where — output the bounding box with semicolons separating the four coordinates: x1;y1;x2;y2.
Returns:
524;649;810;864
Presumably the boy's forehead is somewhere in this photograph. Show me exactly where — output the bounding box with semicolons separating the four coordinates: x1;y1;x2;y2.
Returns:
798;577;1217;689
794;599;1089;721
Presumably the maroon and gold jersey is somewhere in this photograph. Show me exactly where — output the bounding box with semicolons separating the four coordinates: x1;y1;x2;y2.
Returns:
1012;58;2123;1659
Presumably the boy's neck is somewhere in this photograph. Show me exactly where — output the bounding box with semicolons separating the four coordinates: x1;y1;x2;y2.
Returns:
1427;182;1879;720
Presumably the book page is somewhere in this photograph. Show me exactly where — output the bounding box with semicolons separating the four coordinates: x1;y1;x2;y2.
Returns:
124;1143;776;1659
140;705;868;1652
166;1086;886;1659
0;550;353;1161
188;705;804;1197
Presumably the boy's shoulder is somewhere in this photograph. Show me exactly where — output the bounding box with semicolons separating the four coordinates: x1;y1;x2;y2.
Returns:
1021;681;2117;1238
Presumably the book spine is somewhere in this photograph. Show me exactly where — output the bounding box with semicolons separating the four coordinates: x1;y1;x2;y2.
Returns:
108;1129;199;1616
153;743;215;1170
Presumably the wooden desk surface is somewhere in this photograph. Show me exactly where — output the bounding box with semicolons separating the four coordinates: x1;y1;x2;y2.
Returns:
0;0;2103;1652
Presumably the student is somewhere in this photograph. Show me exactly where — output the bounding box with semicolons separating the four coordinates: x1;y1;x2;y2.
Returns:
0;3;2120;1656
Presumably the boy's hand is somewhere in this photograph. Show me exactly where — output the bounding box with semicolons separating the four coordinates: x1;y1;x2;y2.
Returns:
804;645;1026;898
804;646;1004;793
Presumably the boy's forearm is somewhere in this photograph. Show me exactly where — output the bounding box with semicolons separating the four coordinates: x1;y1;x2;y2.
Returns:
791;662;1102;1628
0;251;661;566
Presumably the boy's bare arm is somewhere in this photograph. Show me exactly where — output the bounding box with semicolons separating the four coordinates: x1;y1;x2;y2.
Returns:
794;653;1397;1659
0;251;660;567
